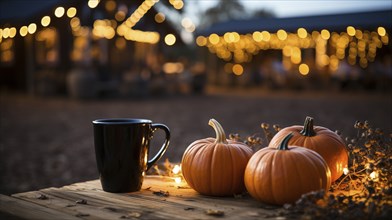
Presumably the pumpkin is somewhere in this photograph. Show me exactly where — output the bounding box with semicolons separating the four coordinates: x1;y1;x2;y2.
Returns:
181;119;253;196
268;116;348;183
244;133;331;205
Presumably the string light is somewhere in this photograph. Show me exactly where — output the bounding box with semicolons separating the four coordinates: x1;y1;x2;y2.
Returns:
169;0;184;10
9;27;17;38
67;7;77;18
27;23;37;34
41;16;51;27
377;27;386;36
19;26;28;37
2;28;10;38
88;0;100;9
297;28;308;39
321;29;330;40
54;7;65;18
197;26;389;72
347;26;356;36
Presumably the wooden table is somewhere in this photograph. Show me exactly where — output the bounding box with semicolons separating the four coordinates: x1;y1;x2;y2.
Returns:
0;176;283;219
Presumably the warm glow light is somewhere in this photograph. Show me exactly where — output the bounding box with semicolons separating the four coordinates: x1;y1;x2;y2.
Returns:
172;165;181;175
196;36;207;46
70;17;80;29
299;64;309;75
224;32;239;43
297;28;307;39
28;23;37;34
232;64;243;76
164;34;176;46
377;27;386;36
347;26;356;36
261;31;270;41
88;0;100;9
174;177;182;184
343;167;349;175
105;0;116;12
19;26;28;37
115;37;126;49
282;45;292;57
155;12;165;23
54;7;65;18
252;31;263;42
171;0;184;10
163;62;184;74
123;28;160;44
9;27;16;38
41;16;51;27
115;11;126;22
93;19;116;39
370;171;378;180
209;33;220;45
2;28;10;38
67;7;77;18
277;29;287;41
321;29;330;40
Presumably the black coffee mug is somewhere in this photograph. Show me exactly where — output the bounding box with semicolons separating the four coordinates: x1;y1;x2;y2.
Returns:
93;118;170;193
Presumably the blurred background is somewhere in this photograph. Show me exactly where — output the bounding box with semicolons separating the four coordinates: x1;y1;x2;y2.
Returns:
0;0;391;195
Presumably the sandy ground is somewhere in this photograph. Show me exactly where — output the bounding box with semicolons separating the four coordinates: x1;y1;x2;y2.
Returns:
0;88;391;195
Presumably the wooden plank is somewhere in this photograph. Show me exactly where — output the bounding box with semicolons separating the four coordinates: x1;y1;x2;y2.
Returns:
57;176;282;219
12;190;135;220
0;194;79;220
40;187;211;219
5;176;283;219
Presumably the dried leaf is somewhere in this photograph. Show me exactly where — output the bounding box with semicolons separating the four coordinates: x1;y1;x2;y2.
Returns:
103;207;118;212
36;194;48;200
76;199;87;204
75;213;89;217
152;190;169;197
205;209;224;217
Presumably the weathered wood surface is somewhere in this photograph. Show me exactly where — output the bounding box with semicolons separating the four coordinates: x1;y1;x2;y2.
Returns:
0;176;283;219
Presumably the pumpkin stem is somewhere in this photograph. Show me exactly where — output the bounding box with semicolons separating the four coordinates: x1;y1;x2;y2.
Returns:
208;119;228;144
300;116;316;137
277;133;293;150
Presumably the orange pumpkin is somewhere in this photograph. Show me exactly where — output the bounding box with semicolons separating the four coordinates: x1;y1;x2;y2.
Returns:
268;116;348;183
181;119;253;196
245;133;331;205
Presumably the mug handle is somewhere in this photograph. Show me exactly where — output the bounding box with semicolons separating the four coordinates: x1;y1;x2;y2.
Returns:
147;123;171;171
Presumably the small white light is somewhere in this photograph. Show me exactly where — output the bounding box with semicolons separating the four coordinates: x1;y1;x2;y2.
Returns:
172;164;181;175
343;167;349;175
174;177;181;184
370;171;378;180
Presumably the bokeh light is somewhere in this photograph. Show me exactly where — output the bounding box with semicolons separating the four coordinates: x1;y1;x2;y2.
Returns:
41;16;51;27
54;7;65;18
165;34;176;46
